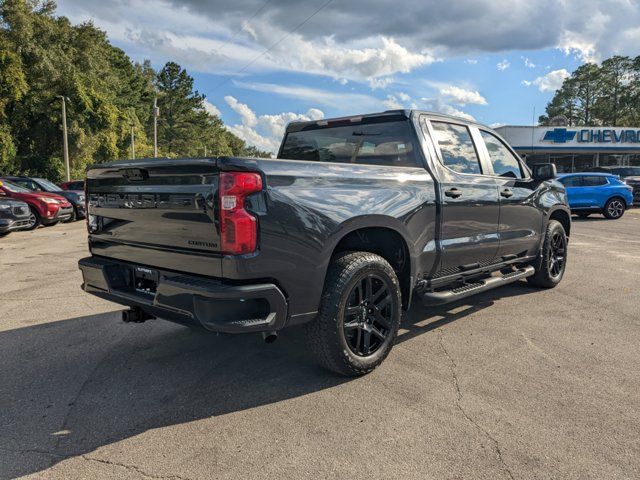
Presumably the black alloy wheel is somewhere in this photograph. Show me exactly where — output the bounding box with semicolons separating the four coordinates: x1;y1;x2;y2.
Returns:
527;219;567;288
343;274;393;357
548;230;566;280
306;251;402;376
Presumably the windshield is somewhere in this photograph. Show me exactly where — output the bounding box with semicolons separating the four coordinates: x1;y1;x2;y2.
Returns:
35;178;63;191
0;179;32;193
279;120;420;168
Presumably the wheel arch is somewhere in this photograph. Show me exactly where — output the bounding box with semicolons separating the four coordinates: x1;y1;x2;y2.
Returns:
548;206;571;237
328;220;414;310
605;194;628;208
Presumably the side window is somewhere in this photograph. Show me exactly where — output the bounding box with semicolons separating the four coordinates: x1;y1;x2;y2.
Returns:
480;131;523;179
582;176;608;186
430;121;482;175
13;179;33;190
560;176;582;187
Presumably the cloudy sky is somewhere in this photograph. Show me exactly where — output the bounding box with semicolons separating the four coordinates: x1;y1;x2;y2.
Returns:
56;0;640;152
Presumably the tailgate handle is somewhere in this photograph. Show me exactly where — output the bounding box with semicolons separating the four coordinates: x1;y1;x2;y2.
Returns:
122;168;149;182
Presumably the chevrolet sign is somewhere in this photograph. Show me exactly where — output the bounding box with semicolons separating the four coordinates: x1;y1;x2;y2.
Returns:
543;127;640;144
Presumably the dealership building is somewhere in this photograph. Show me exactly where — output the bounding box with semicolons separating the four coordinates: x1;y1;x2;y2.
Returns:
495;125;640;173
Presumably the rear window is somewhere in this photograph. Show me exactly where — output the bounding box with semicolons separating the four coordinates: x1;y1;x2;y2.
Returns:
279;121;420;168
582;175;608;186
431;121;482;175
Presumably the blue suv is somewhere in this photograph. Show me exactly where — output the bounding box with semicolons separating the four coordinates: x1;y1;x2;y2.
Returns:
558;173;633;219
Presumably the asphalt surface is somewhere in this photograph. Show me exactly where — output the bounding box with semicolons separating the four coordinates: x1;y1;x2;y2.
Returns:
1;212;639;480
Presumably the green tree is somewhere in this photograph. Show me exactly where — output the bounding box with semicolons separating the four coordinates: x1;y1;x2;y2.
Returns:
595;56;633;125
155;61;208;157
0;1;269;180
541;56;640;127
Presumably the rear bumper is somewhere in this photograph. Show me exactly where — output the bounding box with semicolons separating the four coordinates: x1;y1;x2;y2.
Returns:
78;256;288;333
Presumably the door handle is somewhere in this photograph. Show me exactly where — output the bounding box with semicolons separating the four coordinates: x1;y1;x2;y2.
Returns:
500;188;514;198
444;188;463;199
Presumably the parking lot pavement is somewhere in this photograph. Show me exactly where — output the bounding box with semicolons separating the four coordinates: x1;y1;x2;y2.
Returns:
1;212;639;480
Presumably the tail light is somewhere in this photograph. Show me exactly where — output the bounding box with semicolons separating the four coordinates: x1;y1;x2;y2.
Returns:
219;171;262;255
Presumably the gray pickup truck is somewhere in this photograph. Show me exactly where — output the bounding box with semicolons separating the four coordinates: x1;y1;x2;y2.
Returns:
79;110;570;376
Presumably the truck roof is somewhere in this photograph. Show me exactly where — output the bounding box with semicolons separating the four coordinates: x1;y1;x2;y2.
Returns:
285;109;487;133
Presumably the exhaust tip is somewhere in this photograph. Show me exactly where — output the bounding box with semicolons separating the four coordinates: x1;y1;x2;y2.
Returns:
262;331;278;344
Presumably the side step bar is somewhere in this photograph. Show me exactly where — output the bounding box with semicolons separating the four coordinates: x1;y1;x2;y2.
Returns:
420;266;535;306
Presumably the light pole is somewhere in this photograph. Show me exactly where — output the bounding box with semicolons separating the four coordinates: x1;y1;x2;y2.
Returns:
58;96;70;181
153;97;159;157
130;123;135;159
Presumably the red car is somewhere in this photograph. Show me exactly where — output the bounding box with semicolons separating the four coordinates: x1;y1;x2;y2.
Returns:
0;178;74;229
59;180;84;191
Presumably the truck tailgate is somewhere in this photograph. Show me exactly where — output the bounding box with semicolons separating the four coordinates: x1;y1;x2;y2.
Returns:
86;159;223;277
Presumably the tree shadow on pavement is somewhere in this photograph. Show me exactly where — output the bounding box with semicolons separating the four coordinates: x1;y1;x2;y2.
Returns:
0;281;536;478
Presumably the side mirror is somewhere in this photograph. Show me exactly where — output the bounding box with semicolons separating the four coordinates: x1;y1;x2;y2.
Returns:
532;163;556;181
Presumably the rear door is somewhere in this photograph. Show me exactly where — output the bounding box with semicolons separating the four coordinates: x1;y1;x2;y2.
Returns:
581;175;609;207
476;129;543;259
559;175;584;207
424;118;500;273
86;159;223;277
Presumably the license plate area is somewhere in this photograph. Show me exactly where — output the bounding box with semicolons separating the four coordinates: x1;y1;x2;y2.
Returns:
133;266;159;295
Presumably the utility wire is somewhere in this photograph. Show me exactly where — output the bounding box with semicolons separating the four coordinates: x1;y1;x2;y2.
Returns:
210;0;335;92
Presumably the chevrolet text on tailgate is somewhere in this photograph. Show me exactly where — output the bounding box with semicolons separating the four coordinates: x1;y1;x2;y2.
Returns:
79;110;571;376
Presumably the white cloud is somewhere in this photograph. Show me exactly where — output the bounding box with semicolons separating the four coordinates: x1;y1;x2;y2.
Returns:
522;56;536;68
262;35;436;84
226;123;280;153
383;95;403;110
233;81;383;112
369;76;396;90
224;96;257;127
57;0;640;80
439;85;487;106
203;100;221;117
420;97;475;121
522;69;570;93
465;59;478;65
223;96;325;153
497;59;510;71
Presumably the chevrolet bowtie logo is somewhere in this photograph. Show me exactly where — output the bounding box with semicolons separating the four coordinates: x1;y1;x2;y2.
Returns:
542;128;577;143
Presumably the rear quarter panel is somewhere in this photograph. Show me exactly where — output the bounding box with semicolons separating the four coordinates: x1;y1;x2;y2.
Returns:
219;157;437;319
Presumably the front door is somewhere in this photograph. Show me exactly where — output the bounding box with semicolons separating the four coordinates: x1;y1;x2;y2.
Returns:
477;130;543;260
426;119;500;273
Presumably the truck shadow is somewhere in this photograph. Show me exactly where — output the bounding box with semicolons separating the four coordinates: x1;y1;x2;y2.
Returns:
0;282;536;478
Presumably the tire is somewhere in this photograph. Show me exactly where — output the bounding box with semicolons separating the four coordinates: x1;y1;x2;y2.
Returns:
64;207;77;223
305;252;402;376
577;213;590;219
603;197;626;219
527;219;568;288
24;207;41;231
